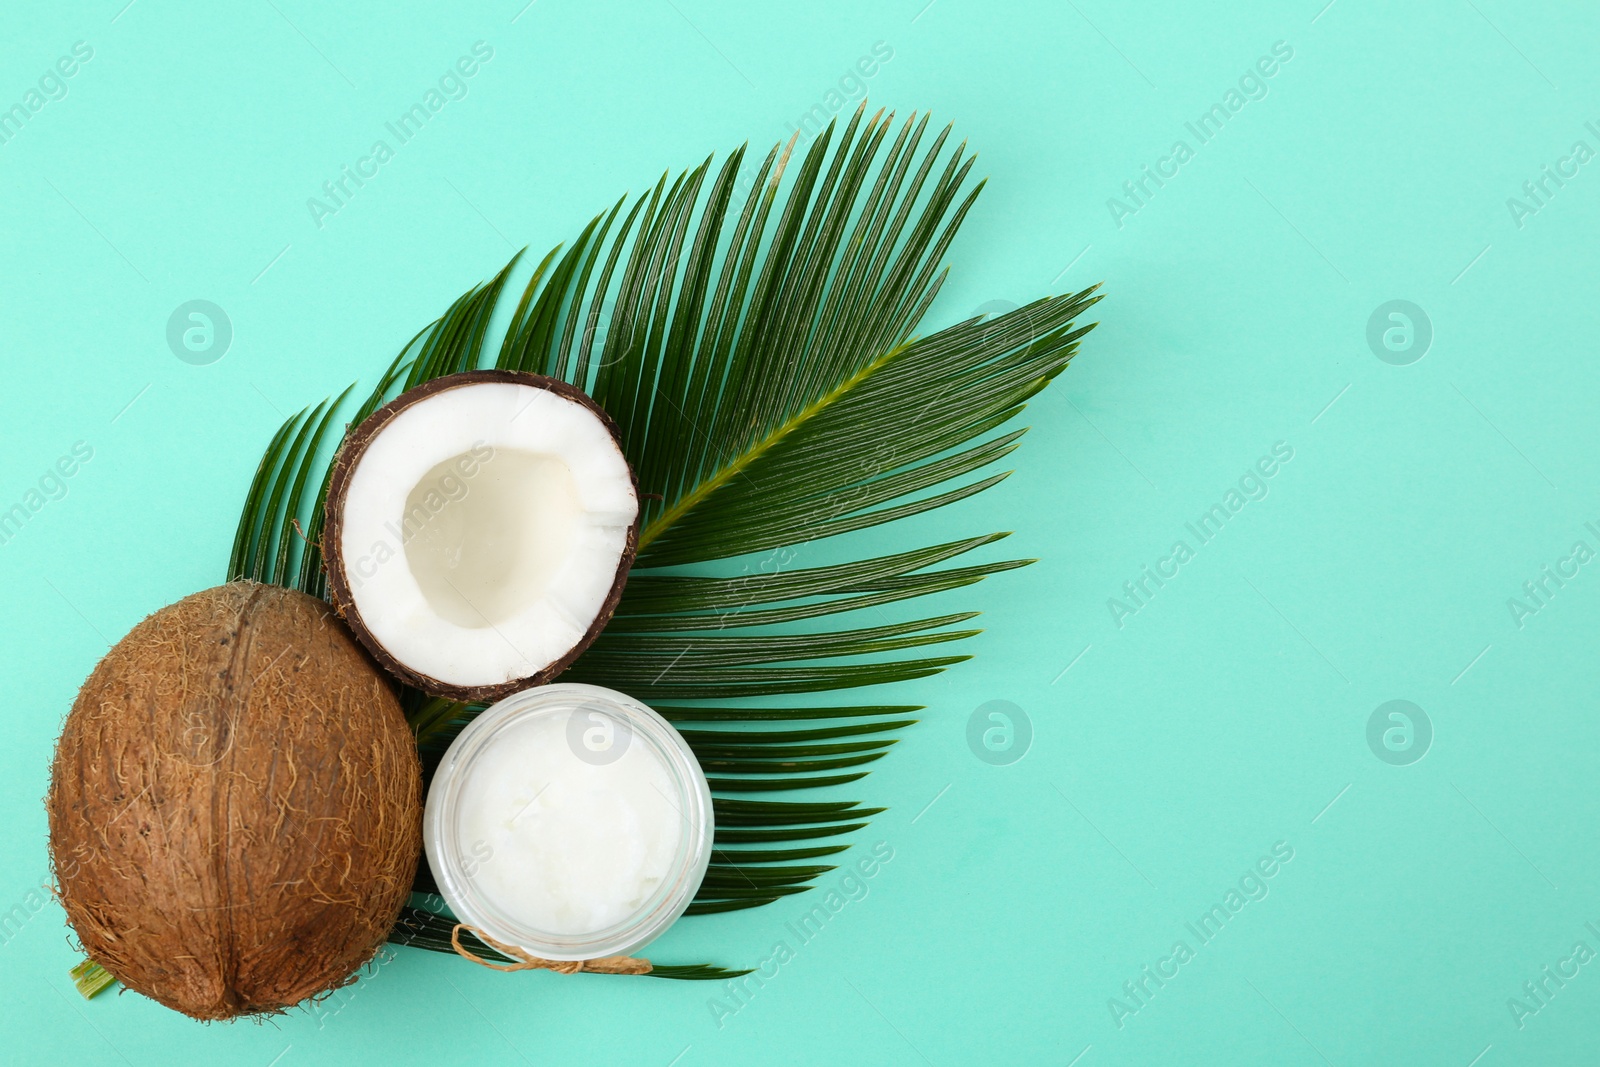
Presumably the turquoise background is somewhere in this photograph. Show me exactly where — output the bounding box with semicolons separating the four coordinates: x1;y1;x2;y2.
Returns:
3;0;1598;1063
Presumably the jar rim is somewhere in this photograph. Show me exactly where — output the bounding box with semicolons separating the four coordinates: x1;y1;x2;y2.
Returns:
422;682;713;961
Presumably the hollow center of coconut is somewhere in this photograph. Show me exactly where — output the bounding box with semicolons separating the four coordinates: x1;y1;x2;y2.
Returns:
402;450;582;627
334;376;638;695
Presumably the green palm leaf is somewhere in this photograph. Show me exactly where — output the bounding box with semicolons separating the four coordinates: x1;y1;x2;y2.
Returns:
227;104;1099;973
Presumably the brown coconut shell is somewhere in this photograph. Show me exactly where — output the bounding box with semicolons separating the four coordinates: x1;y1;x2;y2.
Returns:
322;369;640;703
47;583;421;1021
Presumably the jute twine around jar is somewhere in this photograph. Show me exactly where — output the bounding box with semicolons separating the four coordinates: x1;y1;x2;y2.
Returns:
450;923;653;975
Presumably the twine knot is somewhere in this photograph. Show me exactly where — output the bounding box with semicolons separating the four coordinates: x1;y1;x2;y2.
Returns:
450;923;652;976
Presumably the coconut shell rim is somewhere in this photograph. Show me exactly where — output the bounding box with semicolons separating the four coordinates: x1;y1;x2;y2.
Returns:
322;369;641;704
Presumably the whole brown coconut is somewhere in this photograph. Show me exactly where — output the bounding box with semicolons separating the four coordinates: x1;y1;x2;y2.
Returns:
47;583;422;1021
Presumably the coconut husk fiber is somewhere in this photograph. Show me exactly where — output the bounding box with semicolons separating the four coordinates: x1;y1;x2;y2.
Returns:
47;582;422;1021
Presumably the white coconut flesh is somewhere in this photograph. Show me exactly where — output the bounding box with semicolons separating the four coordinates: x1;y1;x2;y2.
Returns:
337;380;637;689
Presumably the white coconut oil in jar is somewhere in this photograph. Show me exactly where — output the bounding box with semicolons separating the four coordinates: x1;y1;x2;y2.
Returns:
424;683;712;961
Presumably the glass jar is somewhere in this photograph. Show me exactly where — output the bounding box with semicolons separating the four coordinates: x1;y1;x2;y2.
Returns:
423;682;712;961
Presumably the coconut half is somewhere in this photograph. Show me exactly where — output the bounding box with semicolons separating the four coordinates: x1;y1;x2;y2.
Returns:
324;370;639;702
